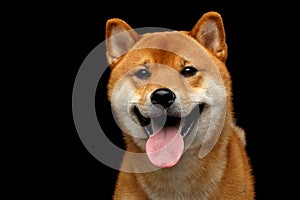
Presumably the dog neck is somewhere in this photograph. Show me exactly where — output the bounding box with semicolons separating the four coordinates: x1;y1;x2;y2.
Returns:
121;129;230;200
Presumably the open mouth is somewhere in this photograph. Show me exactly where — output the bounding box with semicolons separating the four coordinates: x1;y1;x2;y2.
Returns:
133;104;205;138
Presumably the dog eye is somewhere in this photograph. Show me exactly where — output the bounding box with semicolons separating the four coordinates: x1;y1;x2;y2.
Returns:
135;69;151;80
180;66;198;77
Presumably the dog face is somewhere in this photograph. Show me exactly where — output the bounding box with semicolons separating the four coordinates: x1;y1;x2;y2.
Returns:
106;12;232;168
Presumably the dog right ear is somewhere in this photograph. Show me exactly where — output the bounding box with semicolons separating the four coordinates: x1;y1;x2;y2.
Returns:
106;18;140;67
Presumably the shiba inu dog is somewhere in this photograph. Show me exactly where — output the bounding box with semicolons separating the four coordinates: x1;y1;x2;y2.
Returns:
105;11;255;199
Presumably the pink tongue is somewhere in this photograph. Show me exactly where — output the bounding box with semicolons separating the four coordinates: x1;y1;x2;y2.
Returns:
146;127;184;168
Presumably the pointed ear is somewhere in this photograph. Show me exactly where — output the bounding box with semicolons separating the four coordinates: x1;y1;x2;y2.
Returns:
106;18;140;67
190;12;227;62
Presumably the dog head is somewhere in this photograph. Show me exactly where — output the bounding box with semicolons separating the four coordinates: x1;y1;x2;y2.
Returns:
105;12;232;168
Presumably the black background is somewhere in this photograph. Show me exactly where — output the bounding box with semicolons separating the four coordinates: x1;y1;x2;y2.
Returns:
15;0;298;199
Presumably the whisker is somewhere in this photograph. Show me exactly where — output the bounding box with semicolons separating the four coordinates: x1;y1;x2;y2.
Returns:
128;101;138;104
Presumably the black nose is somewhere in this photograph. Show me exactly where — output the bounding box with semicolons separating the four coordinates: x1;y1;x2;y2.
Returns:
150;88;176;108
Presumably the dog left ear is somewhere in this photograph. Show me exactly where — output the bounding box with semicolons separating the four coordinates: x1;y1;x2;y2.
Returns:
190;11;228;62
106;18;140;67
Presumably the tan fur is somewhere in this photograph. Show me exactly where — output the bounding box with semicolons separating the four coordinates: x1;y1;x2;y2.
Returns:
105;11;255;199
